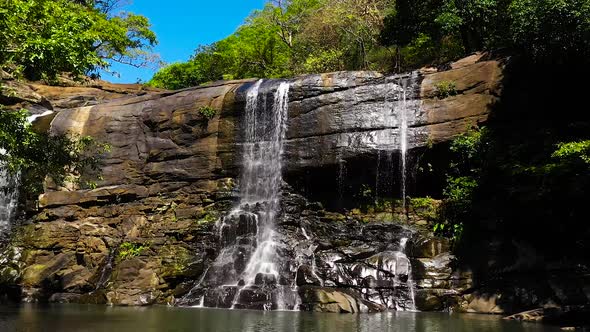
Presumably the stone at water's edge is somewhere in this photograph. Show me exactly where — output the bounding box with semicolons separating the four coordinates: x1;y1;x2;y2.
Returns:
299;286;385;314
0;54;504;310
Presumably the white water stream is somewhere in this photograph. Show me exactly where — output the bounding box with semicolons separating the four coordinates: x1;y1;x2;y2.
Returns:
0;167;18;234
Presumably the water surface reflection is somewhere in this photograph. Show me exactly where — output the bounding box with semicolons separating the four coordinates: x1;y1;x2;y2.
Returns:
0;305;561;332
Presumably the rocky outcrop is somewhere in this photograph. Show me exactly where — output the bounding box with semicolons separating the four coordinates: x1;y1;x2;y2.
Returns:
174;187;468;312
285;53;502;170
1;78;162;112
504;305;590;329
0;54;505;308
3;53;503;183
298;287;383;313
2;180;233;305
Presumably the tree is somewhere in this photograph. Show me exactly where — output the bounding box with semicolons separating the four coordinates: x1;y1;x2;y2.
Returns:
148;0;590;88
0;0;157;82
264;0;322;49
509;0;590;63
148;3;296;88
297;0;393;71
78;0;131;15
0;109;110;197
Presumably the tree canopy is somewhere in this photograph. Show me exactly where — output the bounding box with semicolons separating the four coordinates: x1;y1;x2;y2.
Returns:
0;109;109;198
148;0;590;90
0;0;158;82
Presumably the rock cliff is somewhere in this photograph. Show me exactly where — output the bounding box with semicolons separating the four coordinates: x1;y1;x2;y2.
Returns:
0;54;504;310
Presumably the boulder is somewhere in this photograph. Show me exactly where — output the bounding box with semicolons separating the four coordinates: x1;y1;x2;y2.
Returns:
299;287;360;313
410;237;451;258
21;253;74;287
296;265;323;286
462;293;505;314
504;305;590;327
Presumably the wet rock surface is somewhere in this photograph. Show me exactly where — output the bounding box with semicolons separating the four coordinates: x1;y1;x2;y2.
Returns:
0;180;231;305
175;186;470;312
504;305;590;327
0;55;509;311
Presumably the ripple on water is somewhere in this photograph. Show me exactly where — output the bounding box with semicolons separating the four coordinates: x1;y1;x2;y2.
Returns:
0;305;564;332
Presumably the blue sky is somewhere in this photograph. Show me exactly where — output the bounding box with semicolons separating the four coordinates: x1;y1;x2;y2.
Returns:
104;0;266;83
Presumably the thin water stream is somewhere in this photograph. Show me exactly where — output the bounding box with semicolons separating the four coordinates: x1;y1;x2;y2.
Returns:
0;167;18;234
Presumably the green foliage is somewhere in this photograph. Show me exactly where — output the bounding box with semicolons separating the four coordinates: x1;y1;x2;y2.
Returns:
509;0;590;62
117;242;148;261
449;127;488;173
359;184;373;200
146;62;200;90
0;109;109;197
399;34;437;68
366;46;398;72
435;127;488;241
0;0;157;82
147;15;292;89
434;80;458;99
148;0;391;88
433;222;464;240
410;197;440;221
353;184;378;213
302;49;345;74
147;0;590;87
198;106;217;120
552;141;590;164
443;176;477;202
196;210;218;225
381;0;590;68
434;176;476;240
410;197;436;209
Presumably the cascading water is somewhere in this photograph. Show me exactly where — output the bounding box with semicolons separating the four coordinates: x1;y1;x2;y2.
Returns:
399;78;409;213
392;74;421;310
354;74;420;311
0;167;18;235
0;111;53;236
177;73;426;312
237;81;289;287
399;237;417;311
180;80;298;310
376;72;420;215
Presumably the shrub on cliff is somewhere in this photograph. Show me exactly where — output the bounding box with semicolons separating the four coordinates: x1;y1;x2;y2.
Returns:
0;109;110;198
434;127;489;240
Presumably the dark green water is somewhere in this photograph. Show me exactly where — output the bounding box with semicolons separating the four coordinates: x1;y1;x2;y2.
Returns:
0;305;561;332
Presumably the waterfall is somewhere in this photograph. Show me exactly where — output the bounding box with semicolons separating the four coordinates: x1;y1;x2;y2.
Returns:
232;81;294;310
399;237;417;311
237;81;290;286
0;111;53;236
384;72;419;216
0;161;19;235
399;78;409;213
357;75;419;311
181;80;298;310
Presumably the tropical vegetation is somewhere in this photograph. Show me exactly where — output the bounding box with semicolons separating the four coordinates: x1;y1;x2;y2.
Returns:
0;0;158;82
0;109;110;199
148;0;590;89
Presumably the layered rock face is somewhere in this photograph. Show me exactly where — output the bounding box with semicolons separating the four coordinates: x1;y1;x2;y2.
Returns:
0;54;503;309
286;53;501;170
